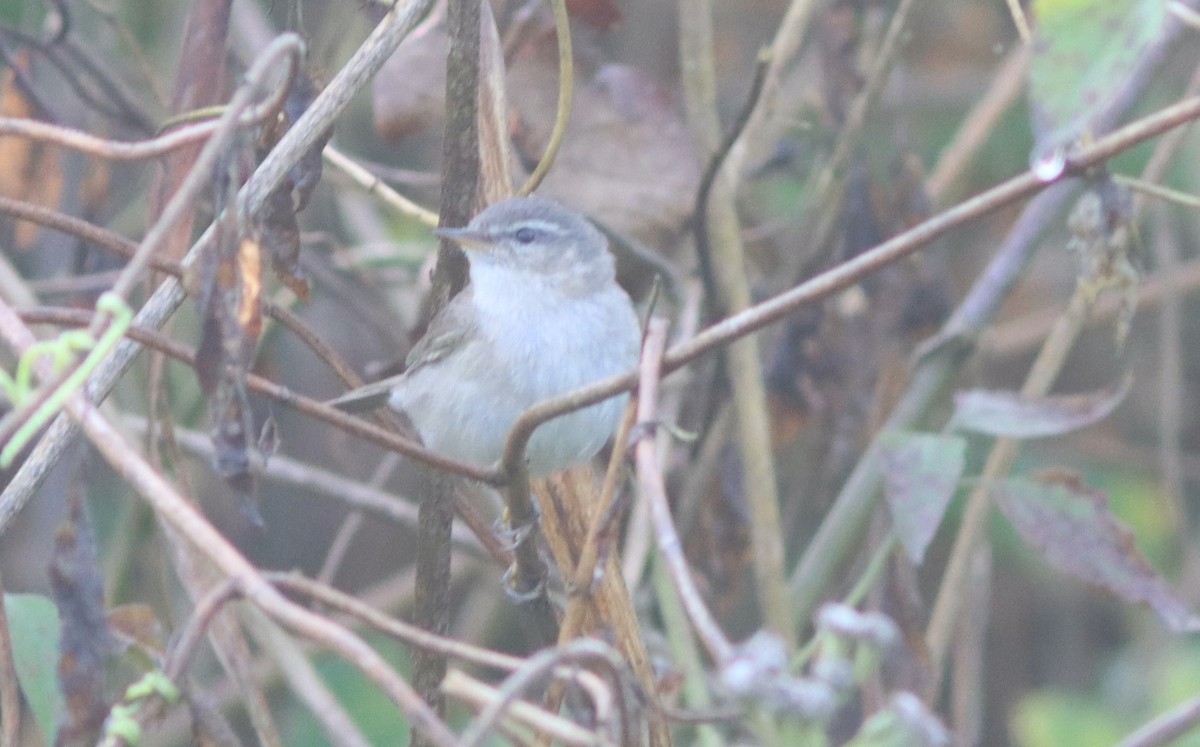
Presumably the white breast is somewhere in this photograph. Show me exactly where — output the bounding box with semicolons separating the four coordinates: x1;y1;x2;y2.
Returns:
401;261;641;476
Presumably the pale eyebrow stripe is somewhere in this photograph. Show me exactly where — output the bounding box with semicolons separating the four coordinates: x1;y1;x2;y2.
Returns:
515;219;567;235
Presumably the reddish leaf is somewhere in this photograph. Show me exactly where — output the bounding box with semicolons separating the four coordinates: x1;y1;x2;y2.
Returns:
993;474;1200;632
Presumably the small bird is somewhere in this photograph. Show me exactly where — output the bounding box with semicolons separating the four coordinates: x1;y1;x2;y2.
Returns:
330;196;642;477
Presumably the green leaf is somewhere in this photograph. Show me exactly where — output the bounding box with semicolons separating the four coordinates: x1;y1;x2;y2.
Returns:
878;432;967;565
950;377;1130;439
4;593;64;746
1028;0;1167;167
1011;690;1122;747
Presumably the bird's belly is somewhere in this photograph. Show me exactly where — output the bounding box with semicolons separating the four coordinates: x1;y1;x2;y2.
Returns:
401;281;639;475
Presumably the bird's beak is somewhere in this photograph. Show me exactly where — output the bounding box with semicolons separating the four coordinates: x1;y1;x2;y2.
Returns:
434;226;491;250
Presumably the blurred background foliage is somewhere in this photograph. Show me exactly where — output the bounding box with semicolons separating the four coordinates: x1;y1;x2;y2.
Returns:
0;0;1198;744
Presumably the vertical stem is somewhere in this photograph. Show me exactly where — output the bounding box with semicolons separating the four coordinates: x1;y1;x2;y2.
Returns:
925;286;1093;698
678;0;794;645
412;0;483;738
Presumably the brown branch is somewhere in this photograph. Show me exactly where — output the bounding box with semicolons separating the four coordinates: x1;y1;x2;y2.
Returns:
459;639;632;747
0;69;287;161
13;306;498;483
409;0;488;731
635;318;733;665
491;90;1200;479
108;32;301;301
0;297;460;747
267;572;524;672
693;51;770;321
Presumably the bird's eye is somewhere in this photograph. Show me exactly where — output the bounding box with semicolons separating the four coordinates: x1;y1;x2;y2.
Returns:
514;227;537;244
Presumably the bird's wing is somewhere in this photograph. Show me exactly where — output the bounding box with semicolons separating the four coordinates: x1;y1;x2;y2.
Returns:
327;287;481;413
403;285;480;375
325;377;399;413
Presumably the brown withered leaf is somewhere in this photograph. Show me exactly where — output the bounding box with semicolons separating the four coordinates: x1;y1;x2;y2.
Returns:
49;489;110;745
260;183;308;302
509;59;699;250
282;71;329;212
193;195;266;525
0;55;65;250
993;473;1200;632
210;378;260;526
256;69;328;303
476;0;515;206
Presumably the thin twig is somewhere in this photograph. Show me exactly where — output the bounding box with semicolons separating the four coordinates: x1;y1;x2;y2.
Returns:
927;45;1031;202
0;296;461;747
516;0;572;196
557;400;637;637
636;318;733;665
979;258;1200;359
324;145;440;226
724;0;822;183
12;307;499;483
241;608;372;747
444;670;611;747
489;92;1200;488
693;51;770;320
1114;173;1200;210
459;639;630;747
121;416;492;556
108;33;301;301
267;572;524;671
1116;692;1200;747
1003;0;1032;43
0;75;285;161
165;577;244;681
